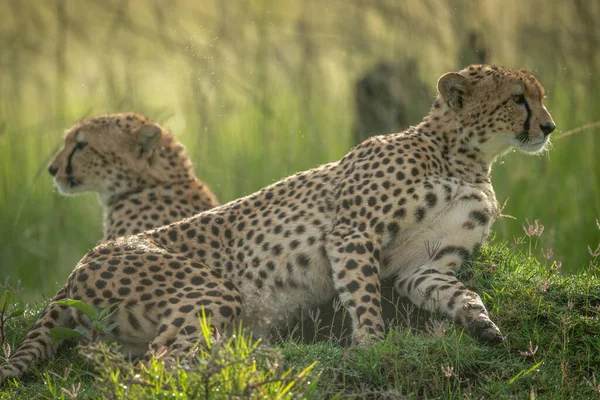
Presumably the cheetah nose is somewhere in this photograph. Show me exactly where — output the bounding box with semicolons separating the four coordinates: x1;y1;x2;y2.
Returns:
540;122;555;136
48;164;58;176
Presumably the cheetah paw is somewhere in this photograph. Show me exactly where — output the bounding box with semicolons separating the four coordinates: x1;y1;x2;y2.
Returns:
467;316;504;345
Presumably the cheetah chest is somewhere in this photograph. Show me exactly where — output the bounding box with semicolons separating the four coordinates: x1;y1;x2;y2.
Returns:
379;182;497;278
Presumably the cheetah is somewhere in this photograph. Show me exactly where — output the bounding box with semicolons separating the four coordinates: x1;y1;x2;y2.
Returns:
48;112;219;241
1;65;555;384
35;113;221;367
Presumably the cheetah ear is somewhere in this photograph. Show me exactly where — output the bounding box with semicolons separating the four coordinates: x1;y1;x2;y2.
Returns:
437;72;471;111
134;124;162;158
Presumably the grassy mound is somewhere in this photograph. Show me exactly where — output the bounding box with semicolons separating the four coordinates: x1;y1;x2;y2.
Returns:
1;239;599;399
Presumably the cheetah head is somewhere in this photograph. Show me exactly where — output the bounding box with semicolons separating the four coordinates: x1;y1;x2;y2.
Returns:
437;65;555;159
48;113;192;203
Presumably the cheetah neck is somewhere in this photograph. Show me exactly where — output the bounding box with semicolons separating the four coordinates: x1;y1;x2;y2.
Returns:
100;147;199;209
417;100;493;185
100;177;213;241
102;178;199;208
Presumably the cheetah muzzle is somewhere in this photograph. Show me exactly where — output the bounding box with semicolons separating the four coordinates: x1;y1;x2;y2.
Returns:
1;64;555;384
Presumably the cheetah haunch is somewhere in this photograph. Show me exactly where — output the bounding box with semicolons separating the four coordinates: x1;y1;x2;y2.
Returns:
1;65;555;384
48;112;219;241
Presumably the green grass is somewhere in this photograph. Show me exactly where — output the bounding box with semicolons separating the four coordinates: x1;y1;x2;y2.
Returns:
2;239;599;399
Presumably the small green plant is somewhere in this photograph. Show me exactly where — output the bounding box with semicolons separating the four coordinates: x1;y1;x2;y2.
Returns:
0;291;25;346
49;299;119;342
85;313;320;399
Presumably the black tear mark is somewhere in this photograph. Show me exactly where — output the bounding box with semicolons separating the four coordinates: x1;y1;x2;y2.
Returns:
65;146;78;175
523;101;531;132
66;142;87;176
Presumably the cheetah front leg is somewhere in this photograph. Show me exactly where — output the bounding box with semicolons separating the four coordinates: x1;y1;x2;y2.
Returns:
326;226;385;345
392;209;504;344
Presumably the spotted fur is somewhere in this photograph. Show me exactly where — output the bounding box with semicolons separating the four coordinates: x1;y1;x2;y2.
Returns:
48;113;219;240
1;65;556;384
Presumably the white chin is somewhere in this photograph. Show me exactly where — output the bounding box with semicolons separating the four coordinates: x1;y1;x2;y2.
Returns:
512;136;549;154
54;178;85;195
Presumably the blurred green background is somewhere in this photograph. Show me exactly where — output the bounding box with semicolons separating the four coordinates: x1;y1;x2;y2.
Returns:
0;0;598;300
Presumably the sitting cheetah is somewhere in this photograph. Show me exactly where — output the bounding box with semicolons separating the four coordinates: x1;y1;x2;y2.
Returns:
1;65;555;384
33;113;221;369
48;112;219;241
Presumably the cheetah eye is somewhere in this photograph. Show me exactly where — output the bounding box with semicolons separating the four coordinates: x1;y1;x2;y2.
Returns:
75;142;88;150
511;94;526;105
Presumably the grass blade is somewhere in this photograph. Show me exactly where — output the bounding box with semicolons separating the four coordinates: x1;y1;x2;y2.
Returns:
53;299;98;321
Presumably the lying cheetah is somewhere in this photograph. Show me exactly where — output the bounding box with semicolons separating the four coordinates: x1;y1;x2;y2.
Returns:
1;65;555;383
48;112;219;241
